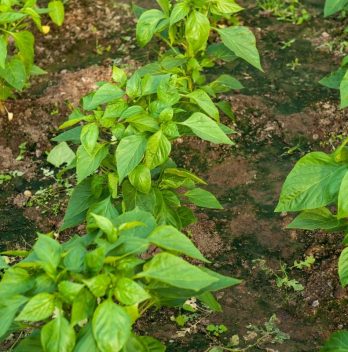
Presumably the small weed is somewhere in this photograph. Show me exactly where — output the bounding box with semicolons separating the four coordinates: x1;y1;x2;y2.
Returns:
286;57;301;70
206;324;228;337
0;171;23;185
16;143;27;161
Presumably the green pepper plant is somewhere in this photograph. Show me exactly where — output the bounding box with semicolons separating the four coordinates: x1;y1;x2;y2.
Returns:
134;0;263;96
0;209;240;351
0;0;65;103
48;67;235;231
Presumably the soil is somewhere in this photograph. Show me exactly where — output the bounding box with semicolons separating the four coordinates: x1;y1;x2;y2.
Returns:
1;0;348;351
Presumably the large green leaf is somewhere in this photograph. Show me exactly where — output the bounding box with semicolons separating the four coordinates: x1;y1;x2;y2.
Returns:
47;142;75;167
115;278;150;305
116;134;147;182
148;225;207;262
170;2;190;25
288;208;344;230
92;300;132;352
61;178;95;230
16;293;55;322
321;331;348;351
81;123;99;155
136;9;166;47
210;0;243;15
74;324;99;352
129;164;152;194
12;31;34;67
217;26;262;71
41;315;76;352
0;58;27;90
14;331;43;352
137;253;218;291
76;144;108;183
324;0;348;17
187;89;219;120
0;268;33;297
0;295;28;338
181;112;233;145
0;12;26;24
48;0;65;25
319;67;347;90
185;188;223;209
276;152;348;212
33;235;62;274
185;11;210;56
84;83;124;110
145;130;171;169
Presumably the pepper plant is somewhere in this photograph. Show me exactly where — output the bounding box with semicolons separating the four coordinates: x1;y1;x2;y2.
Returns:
48;67;235;231
0;209;240;351
0;0;65;102
134;0;263;95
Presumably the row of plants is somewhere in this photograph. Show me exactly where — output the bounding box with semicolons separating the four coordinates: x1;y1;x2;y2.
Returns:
276;0;348;350
0;0;65;104
0;0;263;351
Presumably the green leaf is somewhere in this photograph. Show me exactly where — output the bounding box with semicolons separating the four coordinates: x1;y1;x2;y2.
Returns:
218;26;262;71
340;70;348;108
61;178;95;230
207;43;237;62
185;188;223;209
288;208;344;230
12;31;34;67
71;289;96;326
126;72;142;98
324;0;348;16
115;278;150;305
0;295;28;339
148;225;208;262
339;248;348;287
58;281;84;304
321;331;348;351
127;114;159;133
129;164;152;194
0;58;27;90
116;134;147;182
187;89;219;120
76;144;108;184
123;335;166;352
74;324;99;352
210;0;243;15
92;300;132;352
0;35;7;69
209;74;243;93
112;66;127;86
48;0;65;25
185;11;210;56
181;112;232;145
137;253;218;291
91;213;117;242
136;9;166;47
52;126;82;144
81;123;99;155
122;181;156;213
83;274;111;297
145;130;171;169
319;67;347;90
85;83;124;110
276;152;348;212
157;0;170;15
0;12;27;24
33;235;62;274
170;2;190;25
47;142;75;167
41;315;76;352
16;293;55;322
0;268;33;297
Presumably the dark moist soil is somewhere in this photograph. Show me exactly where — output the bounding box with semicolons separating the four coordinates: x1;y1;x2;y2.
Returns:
1;0;348;351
